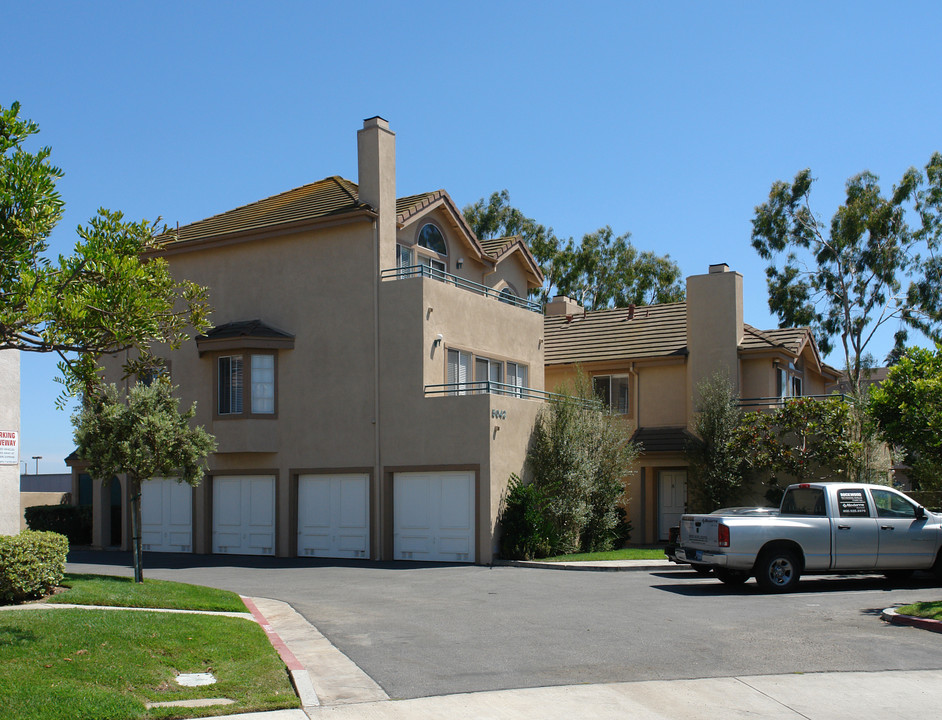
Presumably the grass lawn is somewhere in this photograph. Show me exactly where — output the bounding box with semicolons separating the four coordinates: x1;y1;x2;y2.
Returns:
896;601;942;621
0;574;298;719
537;547;667;562
48;574;249;613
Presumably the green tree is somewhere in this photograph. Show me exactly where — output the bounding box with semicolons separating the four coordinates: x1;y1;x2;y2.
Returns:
502;372;638;557
736;397;860;504
750;154;942;393
73;378;216;582
686;373;748;512
463;190;684;309
1;102;210;397
870;345;942;489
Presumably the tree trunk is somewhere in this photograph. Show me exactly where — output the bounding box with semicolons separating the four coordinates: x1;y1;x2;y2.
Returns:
129;476;144;583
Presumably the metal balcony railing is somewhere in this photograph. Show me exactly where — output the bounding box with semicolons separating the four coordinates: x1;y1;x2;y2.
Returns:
381;264;542;313
424;380;598;408
738;394;849;409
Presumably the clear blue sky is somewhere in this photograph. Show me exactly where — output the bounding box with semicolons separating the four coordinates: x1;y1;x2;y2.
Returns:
6;1;941;473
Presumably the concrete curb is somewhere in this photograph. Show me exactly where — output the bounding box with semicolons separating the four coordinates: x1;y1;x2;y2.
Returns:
242;597;321;708
881;607;942;634
493;558;675;572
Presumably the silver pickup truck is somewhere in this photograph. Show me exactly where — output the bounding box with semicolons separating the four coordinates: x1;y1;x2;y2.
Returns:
676;482;942;592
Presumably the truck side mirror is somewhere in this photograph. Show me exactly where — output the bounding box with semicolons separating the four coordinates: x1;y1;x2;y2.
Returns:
915;506;926;520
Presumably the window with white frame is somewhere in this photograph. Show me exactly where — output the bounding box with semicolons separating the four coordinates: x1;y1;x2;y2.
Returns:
251;354;275;413
418;223;447;254
593;374;630;414
218;353;276;415
775;359;804;399
447;349;472;395
397;243;413;269
475;357;503;393
506;362;528;397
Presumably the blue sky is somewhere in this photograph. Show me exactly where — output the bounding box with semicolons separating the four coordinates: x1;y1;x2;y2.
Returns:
5;1;941;473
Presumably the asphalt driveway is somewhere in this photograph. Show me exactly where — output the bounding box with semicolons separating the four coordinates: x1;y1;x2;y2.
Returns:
67;551;942;700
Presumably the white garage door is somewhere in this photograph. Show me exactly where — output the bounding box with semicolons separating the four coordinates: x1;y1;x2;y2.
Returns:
141;477;192;553
213;475;275;556
394;471;475;563
298;474;370;559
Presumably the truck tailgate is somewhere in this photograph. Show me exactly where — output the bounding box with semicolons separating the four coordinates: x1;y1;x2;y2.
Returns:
681;515;721;550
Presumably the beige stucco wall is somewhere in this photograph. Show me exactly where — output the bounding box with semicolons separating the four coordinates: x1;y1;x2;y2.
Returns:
637;363;687;427
0;350;20;535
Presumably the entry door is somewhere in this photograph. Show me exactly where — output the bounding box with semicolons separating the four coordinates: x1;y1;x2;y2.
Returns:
658;470;687;541
213;476;275;555
297;474;370;559
141;477;193;553
394;471;475;562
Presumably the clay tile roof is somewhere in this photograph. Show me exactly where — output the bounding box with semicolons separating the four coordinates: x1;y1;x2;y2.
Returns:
543;302;688;365
161;177;366;246
741;325;809;353
396;190;446;224
479;236;518;259
197;319;294;342
631;426;696;453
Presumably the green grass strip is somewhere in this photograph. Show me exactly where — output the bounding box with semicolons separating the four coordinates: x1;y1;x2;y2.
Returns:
48;574;248;613
537;548;667;562
0;607;299;720
896;601;942;621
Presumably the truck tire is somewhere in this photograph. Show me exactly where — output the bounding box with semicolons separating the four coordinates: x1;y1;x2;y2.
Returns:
714;568;748;585
755;548;801;593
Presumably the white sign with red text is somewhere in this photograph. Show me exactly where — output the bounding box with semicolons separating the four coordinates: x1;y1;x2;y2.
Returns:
0;430;18;464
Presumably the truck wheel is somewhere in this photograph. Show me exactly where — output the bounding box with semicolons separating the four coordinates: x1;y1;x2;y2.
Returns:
756;549;800;593
714;568;748;585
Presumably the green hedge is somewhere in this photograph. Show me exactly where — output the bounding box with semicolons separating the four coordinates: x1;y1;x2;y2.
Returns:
0;531;69;605
24;504;92;545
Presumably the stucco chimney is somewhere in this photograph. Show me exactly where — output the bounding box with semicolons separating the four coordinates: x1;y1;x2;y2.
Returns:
357;116;396;271
545;295;584;317
686;263;744;405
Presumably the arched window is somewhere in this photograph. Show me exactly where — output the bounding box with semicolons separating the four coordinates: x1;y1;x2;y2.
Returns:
499;287;518;304
418;223;447;255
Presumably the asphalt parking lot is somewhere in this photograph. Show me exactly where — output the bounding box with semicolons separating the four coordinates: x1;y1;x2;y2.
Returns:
67;551;942;700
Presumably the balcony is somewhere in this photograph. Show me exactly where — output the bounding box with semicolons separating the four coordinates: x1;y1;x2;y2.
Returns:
738;394;849;410
425;380;596;408
381;265;542;313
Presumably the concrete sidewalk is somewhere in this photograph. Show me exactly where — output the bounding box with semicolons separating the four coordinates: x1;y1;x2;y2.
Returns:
210;669;942;720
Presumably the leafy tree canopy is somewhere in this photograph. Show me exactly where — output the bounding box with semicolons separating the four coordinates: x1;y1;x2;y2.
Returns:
751;154;942;391
73;378;216;581
870;345;942;487
736;397;860;504
463;190;684;310
0;102;210;398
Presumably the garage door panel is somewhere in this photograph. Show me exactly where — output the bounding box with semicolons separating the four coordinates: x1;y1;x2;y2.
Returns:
141;477;193;553
298;474;369;559
395;476;431;529
213;476;275;556
394;471;474;563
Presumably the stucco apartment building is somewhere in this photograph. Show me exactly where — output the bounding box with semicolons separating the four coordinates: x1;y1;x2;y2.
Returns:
71;117;547;564
543;264;842;544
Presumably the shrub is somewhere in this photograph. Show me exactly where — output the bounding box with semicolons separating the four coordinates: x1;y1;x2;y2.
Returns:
0;531;69;604
498;475;556;560
24;504;92;545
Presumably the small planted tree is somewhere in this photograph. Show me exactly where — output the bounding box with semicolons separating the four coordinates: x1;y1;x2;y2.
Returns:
500;372;638;558
73;378;215;582
686;373;749;513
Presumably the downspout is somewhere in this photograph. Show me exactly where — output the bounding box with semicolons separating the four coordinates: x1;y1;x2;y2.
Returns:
372;218;382;560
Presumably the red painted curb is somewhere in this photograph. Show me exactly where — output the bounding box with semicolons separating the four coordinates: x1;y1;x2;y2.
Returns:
882;608;942;634
242;596;305;671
